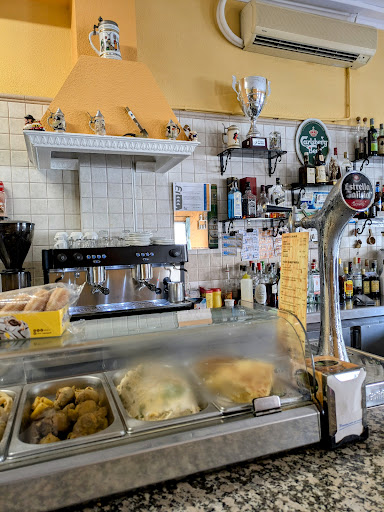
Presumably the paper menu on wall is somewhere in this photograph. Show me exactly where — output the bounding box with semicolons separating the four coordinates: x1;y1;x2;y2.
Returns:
278;232;309;330
238;229;259;261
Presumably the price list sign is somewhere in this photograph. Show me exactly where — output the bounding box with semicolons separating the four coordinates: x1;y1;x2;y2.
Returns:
278;232;309;329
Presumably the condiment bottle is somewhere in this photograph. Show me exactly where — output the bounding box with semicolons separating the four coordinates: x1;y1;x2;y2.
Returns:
212;288;222;308
205;289;213;308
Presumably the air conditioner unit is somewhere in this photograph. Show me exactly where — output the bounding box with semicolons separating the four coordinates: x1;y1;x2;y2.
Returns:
240;1;377;69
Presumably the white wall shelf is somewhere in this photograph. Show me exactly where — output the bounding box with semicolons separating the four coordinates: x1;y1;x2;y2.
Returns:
24;131;199;173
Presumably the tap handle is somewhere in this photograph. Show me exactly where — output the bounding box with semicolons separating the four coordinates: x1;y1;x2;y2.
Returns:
92;284;110;295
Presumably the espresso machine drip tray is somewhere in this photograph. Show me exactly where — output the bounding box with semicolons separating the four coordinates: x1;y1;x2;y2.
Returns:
69;299;193;319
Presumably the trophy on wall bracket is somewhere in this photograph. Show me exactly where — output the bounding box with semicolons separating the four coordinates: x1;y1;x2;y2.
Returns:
232;75;271;149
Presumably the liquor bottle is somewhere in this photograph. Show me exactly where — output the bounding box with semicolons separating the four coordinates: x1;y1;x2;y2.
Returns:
208;184;218;249
266;263;278;307
378;123;384;157
255;263;267;305
370;261;380;298
257;185;269;218
362;268;370;297
362;117;368;158
374;182;382;213
340;152;352;175
314;144;327;184
312;259;321;303
353;257;363;295
329;148;341;184
380;259;384;297
0;182;6;218
269;178;285;206
227;180;242;219
223;264;233;301
382;185;384;212
299;152;315;185
307;261;315;305
241;181;256;218
344;263;354;299
368;118;378;156
355;117;361;161
339;258;346;304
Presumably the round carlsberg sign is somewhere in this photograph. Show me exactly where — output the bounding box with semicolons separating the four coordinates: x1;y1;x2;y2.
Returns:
295;118;331;165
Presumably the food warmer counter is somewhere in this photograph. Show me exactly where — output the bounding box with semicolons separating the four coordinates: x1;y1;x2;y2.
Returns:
0;307;355;512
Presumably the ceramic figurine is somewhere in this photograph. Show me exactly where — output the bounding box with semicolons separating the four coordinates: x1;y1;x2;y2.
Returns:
166;119;181;140
222;124;241;149
88;110;106;136
89;17;122;60
183;124;198;142
23;115;44;131
47;108;66;132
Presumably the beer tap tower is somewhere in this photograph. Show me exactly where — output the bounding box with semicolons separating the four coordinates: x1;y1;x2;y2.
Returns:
289;171;373;361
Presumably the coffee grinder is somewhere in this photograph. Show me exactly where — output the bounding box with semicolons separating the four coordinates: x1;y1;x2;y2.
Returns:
0;220;34;291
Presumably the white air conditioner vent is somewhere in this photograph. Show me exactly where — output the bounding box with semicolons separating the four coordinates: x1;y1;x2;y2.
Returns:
253;36;359;63
241;1;377;68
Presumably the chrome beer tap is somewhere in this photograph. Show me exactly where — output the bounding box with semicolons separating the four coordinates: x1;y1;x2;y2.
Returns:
288;172;373;361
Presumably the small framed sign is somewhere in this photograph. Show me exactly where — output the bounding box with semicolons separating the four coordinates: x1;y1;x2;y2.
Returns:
295;118;331;165
173;182;211;212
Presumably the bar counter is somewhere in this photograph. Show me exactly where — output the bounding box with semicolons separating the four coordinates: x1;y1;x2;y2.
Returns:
59;406;383;512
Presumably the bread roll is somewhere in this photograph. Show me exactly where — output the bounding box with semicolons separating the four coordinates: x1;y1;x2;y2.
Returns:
1;293;31;312
45;287;70;311
24;289;50;312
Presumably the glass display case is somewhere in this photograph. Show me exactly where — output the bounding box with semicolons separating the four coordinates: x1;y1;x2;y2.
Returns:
0;307;321;512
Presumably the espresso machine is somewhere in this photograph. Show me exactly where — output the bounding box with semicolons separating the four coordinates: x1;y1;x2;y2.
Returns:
42;245;192;318
0;220;34;291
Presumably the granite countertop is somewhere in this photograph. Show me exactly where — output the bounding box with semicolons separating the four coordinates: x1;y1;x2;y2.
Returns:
59;406;384;512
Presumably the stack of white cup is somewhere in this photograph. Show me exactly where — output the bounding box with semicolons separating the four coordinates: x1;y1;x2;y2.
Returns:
53;232;69;249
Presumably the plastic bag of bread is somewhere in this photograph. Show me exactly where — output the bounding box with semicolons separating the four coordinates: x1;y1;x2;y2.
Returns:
0;283;82;313
0;283;83;340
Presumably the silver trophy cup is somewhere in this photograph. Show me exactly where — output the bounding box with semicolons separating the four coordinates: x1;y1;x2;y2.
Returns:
232;75;271;139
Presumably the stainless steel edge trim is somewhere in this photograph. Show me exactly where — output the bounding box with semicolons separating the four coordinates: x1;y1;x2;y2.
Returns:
0;387;22;462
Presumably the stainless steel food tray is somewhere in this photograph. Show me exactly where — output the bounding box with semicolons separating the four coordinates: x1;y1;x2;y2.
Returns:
8;374;125;459
0;386;21;462
106;369;220;435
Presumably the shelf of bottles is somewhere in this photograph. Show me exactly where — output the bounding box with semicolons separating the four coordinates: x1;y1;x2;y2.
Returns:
218;148;287;176
352;117;384;171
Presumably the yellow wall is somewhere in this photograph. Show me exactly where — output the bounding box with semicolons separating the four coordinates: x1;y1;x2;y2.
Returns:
1;0;384;124
0;0;72;98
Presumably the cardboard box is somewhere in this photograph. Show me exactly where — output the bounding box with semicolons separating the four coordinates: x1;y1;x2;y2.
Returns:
0;306;69;340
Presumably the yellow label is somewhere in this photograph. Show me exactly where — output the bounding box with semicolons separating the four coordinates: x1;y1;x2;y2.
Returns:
363;281;370;294
371;280;379;293
345;280;353;297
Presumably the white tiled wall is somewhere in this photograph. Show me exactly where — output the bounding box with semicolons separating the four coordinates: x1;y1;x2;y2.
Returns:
1;97;384;290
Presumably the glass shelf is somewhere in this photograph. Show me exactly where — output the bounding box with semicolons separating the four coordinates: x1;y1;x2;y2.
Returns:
217;148;287;177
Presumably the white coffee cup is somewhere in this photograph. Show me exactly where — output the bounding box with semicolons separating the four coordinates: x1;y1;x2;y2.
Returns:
54;240;68;249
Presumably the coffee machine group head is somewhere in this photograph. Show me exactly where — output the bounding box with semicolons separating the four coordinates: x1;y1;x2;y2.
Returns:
0;220;34;291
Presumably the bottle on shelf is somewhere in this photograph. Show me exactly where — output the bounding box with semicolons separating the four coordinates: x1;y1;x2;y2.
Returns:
339;258;346;304
312;259;321;303
299;151;315;185
374;182;382;213
382;185;384;212
362;268;370;297
257;185;269;218
266;263;278;307
344;263;354;300
355;117;361;161
370;261;380;298
255;263;267;305
241;181;257;219
380;259;384;297
228;179;242;220
240;267;253;304
269;178;285;206
378;123;384;157
368;118;378;156
307;261;315;305
223;264;233;302
362;117;369;159
0;182;6;218
352;257;363;295
340;152;352;175
314;144;327;184
329;148;341;184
